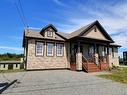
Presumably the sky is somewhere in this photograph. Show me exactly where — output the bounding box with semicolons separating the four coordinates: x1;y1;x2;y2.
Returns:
0;0;127;57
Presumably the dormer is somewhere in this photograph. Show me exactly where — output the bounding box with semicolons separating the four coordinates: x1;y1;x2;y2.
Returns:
40;24;57;39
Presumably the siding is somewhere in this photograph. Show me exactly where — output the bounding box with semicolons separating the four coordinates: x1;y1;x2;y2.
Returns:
26;39;70;70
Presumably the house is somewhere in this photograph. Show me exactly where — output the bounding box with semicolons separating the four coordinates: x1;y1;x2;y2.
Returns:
123;51;127;65
22;20;121;72
0;61;21;70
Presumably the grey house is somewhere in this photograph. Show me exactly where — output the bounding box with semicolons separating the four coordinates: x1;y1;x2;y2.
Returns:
23;20;121;72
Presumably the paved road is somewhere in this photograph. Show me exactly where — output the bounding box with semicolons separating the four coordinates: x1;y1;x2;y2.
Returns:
0;70;127;95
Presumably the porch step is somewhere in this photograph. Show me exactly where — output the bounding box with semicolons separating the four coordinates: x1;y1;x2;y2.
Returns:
82;62;101;73
88;69;101;72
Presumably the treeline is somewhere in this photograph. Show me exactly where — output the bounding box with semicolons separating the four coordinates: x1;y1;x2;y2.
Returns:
0;53;23;61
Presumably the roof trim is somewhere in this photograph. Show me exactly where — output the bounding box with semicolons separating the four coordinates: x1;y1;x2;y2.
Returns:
25;36;66;42
109;43;122;47
40;24;57;33
78;20;114;42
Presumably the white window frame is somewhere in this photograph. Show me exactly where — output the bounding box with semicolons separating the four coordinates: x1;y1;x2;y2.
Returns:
47;43;54;56
56;43;64;56
47;31;53;37
36;42;44;56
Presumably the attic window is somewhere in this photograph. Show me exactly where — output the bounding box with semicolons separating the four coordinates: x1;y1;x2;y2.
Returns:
47;29;53;37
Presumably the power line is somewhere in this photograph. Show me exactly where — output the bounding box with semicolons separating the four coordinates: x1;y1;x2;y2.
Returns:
14;0;29;28
18;0;29;28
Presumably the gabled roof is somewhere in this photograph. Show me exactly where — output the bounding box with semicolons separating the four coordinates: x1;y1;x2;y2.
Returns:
24;29;66;41
40;24;57;33
68;20;114;42
57;31;70;39
69;21;95;38
23;20;115;45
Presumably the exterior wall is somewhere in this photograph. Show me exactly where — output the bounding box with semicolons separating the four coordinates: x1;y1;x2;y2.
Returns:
26;39;70;70
84;26;108;40
107;47;119;67
110;47;119;66
76;53;82;70
13;64;20;69
67;43;70;68
0;64;8;70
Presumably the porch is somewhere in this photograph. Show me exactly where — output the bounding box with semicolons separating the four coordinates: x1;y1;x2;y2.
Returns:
69;38;111;72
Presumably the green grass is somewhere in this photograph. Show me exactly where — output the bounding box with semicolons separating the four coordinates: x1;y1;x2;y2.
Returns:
0;69;25;73
97;67;127;84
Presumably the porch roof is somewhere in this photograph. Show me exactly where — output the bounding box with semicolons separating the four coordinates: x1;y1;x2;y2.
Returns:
109;43;122;47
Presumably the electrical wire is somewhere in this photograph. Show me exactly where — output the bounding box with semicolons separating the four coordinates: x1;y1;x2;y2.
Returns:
14;0;29;28
18;0;29;28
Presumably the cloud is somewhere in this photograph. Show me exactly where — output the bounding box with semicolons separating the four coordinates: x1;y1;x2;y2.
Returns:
31;0;127;56
50;0;127;57
53;0;67;7
54;1;127;34
112;32;127;48
28;27;41;30
0;46;23;51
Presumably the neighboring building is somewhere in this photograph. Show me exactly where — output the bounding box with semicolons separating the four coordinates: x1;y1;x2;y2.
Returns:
0;61;21;70
23;20;121;72
123;51;127;65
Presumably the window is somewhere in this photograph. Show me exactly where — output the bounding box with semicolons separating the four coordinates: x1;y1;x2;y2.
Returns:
104;47;108;55
88;46;94;55
36;42;44;56
101;46;105;57
109;47;112;54
47;43;54;56
47;31;53;37
56;43;64;56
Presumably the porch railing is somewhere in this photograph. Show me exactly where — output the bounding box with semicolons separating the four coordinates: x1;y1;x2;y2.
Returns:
94;55;108;70
82;55;89;72
82;54;108;72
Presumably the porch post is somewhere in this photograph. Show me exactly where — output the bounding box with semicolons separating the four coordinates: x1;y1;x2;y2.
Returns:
77;42;80;53
94;43;99;65
76;42;82;70
107;44;112;67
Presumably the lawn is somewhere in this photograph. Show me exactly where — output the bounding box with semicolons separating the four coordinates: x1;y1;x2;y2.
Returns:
97;67;127;84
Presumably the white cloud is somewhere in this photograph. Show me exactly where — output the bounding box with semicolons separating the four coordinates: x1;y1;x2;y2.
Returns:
0;46;23;51
28;27;41;30
112;32;127;48
56;1;127;34
32;0;127;56
53;0;67;7
52;1;127;56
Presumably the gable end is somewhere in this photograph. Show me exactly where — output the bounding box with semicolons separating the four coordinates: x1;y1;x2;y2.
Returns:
79;21;114;42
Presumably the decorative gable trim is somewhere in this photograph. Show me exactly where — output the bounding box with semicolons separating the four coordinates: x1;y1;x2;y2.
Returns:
78;21;114;42
40;24;57;34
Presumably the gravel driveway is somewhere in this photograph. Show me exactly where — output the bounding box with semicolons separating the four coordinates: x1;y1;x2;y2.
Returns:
0;70;127;95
